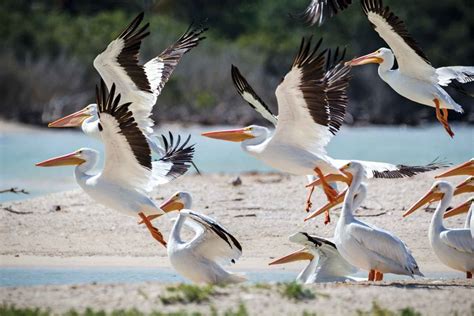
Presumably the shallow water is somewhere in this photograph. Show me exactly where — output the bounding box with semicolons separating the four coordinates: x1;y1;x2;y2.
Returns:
1;124;472;202
0;267;463;287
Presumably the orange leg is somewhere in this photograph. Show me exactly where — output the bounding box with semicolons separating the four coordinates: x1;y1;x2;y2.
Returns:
314;167;339;203
434;99;454;138
375;271;384;281
368;269;375;281
305;185;315;212
467;272;472;279
138;214;162;225
138;212;167;248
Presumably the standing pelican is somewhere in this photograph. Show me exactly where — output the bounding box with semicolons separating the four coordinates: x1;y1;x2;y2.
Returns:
269;232;359;283
160;192;246;284
36;81;194;247
404;181;474;278
307;161;423;281
444;198;473;240
347;0;473;137
48;13;206;158
204;37;442;213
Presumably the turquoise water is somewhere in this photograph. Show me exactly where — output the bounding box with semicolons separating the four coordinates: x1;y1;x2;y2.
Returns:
1;124;472;202
0;267;463;287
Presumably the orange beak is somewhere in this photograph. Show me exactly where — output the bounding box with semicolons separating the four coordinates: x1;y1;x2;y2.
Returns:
346;51;384;66
304;189;346;222
444;198;473;219
454;177;474;196
403;188;440;218
306;173;352;188
35;151;85;167
268;248;314;266
435;160;474;178
160;195;185;212
201;128;255;142
48;107;91;128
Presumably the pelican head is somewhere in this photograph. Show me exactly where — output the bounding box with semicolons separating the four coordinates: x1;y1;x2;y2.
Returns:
201;125;269;142
403;181;453;217
48;104;98;128
160;191;192;212
346;48;393;67
444;197;473;219
35;148;97;167
268;232;315;266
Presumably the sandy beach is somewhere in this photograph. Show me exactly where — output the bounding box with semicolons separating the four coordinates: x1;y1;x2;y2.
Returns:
1;170;473;314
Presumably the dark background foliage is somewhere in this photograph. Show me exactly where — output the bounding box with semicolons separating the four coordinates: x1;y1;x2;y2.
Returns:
1;0;473;126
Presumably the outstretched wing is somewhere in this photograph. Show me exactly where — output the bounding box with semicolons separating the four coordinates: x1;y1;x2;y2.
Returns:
298;0;353;26
272;37;351;155
436;67;474;86
145;23;207;98
231;65;278;126
96;80;153;192
183;210;242;265
151;132;195;185
362;0;436;81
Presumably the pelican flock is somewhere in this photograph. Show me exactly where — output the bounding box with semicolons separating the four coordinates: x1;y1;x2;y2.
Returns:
33;2;473;287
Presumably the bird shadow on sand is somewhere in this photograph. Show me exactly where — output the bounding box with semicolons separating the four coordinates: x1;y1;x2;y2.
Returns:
349;280;472;290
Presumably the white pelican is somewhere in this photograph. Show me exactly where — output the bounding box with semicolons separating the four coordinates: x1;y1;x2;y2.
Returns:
206;38;444;215
36;81;195;247
347;0;473;138
404;181;474;278
48;13;206;157
160;192;246;284
444;198;473;240
307;161;423;281
436;159;474;178
269;232;359;283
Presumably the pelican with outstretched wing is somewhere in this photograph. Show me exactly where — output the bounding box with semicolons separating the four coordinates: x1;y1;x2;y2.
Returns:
160;192;246;284
206;37;445;218
404;181;474;278
347;0;473;138
48;12;206;158
37;81;195;247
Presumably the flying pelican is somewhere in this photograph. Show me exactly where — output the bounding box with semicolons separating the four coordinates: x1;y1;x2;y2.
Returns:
346;0;473;138
36;81;195;247
436;159;474;178
307;161;423;281
160;192;246;284
48;12;206;158
403;181;474;278
269;232;359;283
207;38;444;215
444;198;473;240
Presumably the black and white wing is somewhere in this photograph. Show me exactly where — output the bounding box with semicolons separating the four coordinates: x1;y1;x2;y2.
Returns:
96;80;153;192
272;37;351;155
334;159;448;179
362;0;436;81
145;23;207;98
436;67;474;86
299;0;353;26
231;65;278;126
183;210;242;265
151;132;195;185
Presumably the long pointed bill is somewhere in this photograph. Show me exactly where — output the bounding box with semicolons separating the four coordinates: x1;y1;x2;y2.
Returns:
454;177;474;196
403;189;439;218
435;160;474;178
346;51;384;66
36;152;85;167
304;189;347;222
160;196;184;212
444;199;473;219
268;248;314;265
48;107;91;128
201;128;255;142
306;173;351;188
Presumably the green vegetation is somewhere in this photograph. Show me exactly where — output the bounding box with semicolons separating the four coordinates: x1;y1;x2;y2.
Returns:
1;0;472;125
357;302;422;316
159;284;215;305
279;281;316;301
